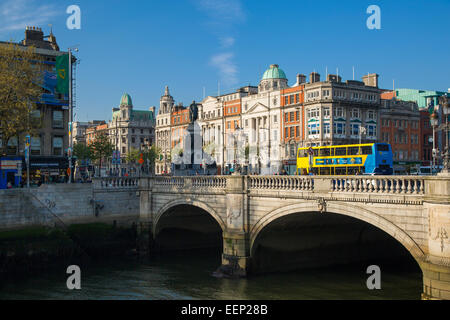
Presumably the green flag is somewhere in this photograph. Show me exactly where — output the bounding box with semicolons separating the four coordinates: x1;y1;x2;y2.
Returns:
55;54;69;94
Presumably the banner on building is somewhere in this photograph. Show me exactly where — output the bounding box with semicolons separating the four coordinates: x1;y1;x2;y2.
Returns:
55;54;69;94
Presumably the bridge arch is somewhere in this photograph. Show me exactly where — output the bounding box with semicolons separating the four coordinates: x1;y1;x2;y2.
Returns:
249;201;425;264
154;198;226;234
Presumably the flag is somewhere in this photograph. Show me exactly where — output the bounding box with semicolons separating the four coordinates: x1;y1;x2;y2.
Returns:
56;54;69;94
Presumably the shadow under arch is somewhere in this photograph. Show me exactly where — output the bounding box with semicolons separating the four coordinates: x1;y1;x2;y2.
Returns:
154;198;226;236
249;201;426;265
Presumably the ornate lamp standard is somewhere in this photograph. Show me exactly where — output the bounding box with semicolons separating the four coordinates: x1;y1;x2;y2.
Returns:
438;94;449;175
430;111;439;174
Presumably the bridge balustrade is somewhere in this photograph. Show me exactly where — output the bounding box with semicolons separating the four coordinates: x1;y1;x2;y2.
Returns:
329;176;425;194
93;177;139;189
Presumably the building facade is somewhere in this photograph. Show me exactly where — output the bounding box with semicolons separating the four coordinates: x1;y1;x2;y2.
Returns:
108;93;155;172
0;26;73;184
379;93;420;173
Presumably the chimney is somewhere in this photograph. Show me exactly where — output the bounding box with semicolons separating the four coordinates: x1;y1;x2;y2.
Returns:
297;74;306;85
25;26;44;42
362;73;379;88
326;74;342;83
310;72;320;84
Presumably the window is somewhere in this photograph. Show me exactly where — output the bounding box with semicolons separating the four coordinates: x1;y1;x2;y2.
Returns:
290;112;294;122
351;108;360;119
122;137;126;143
285;96;288;105
273;115;277;123
333;107;343;117
140;137;144;143
323;122;330;135
367;125;376;137
308;123;320;135
245;119;248;127
333;122;345;135
335;147;346;155
323;107;330;118
351;124;360;136
285;113;289;122
52;136;63;156
122;147;126;154
52;110;63;128
227;122;231;129
285;127;289;138
122;110;126;118
367;110;376;120
290;126;295;137
295;126;299;137
31;137;41;156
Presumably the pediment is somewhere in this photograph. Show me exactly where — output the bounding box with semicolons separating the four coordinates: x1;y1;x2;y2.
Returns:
201;96;218;104
246;102;269;114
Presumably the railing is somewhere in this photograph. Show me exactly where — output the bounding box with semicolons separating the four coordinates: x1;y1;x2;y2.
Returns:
98;175;428;196
93;177;139;189
329;176;425;194
248;176;314;191
191;176;227;188
154;176;185;188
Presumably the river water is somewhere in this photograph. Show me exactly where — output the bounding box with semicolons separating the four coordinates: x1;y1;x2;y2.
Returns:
0;250;422;300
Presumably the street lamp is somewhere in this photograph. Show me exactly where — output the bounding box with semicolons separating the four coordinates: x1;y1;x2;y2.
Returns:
438;94;449;175
430;111;439;174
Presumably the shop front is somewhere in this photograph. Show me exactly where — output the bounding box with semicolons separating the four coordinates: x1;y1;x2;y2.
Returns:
23;156;69;184
0;157;23;189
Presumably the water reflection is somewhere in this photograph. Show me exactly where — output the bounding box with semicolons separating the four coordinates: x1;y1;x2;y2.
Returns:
0;250;422;300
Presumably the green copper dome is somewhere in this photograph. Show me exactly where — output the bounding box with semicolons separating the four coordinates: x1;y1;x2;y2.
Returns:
120;93;133;106
262;64;287;80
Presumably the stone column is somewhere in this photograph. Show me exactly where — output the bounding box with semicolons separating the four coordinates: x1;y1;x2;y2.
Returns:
421;176;450;300
215;176;251;277
137;177;154;256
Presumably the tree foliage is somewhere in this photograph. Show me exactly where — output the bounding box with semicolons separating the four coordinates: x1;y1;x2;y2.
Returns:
125;147;140;164
0;42;43;155
90;133;114;169
73;143;92;161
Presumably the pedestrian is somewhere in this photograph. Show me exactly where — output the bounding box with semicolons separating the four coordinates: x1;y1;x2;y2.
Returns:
7;181;12;189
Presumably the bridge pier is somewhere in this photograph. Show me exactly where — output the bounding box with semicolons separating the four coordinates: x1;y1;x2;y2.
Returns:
214;231;250;278
421;176;450;299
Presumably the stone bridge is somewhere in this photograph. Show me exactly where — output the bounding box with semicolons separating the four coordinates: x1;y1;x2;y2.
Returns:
98;174;450;299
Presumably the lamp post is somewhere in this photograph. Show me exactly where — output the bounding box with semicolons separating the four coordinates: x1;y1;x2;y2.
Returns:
430;111;439;174
67;46;78;183
438;94;449;175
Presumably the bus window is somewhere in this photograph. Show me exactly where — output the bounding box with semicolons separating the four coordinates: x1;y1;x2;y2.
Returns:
335;167;346;175
319;148;330;156
320;167;331;175
348;147;359;155
361;146;372;154
377;144;390;152
335;147;346;156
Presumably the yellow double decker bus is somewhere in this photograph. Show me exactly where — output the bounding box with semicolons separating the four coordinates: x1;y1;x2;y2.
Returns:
297;143;393;176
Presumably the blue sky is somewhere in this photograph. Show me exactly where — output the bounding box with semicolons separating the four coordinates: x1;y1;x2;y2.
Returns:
1;0;449;122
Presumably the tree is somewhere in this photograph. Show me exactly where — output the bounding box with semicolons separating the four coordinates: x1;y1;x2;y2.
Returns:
0;42;43;155
73;143;92;162
90;133;114;175
143;145;161;174
125;147;140;164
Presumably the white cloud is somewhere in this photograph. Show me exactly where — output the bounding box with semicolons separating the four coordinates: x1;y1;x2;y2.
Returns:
195;0;245;24
220;36;235;48
195;0;245;88
0;0;59;33
210;52;238;86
